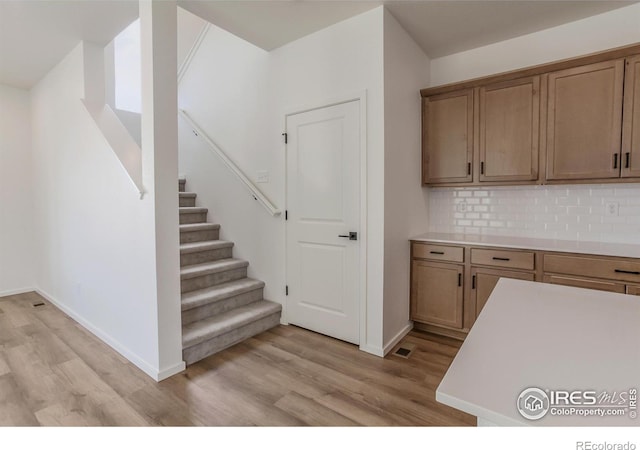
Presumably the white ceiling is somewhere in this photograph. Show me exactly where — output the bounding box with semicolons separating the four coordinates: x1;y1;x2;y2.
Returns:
181;1;638;56
0;0;138;89
1;0;637;90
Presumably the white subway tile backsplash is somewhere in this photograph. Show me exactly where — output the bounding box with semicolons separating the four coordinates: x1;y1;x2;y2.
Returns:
428;184;640;244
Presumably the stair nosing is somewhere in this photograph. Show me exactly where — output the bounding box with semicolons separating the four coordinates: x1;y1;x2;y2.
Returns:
180;258;248;280
180;240;234;254
182;300;281;348
179;207;208;214
179;223;220;232
181;278;265;311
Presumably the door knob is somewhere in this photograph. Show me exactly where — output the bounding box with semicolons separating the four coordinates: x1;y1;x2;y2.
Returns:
338;232;358;241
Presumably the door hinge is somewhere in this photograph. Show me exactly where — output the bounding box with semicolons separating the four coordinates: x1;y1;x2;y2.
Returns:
285;210;288;220
282;132;288;144
286;285;289;296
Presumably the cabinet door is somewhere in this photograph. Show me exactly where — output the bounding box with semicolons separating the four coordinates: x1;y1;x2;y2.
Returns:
411;260;463;329
479;77;539;181
423;89;473;184
622;55;640;178
626;285;640;296
543;274;626;293
546;60;624;180
472;267;535;318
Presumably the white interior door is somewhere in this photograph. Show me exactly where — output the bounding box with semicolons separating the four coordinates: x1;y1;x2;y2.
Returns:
286;100;361;344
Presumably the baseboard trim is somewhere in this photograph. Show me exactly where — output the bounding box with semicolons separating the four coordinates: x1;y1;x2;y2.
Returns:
382;322;413;356
359;344;384;357
35;288;182;382
157;361;186;381
0;287;36;298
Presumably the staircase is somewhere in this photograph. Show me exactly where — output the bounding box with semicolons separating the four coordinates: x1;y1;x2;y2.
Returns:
178;178;282;365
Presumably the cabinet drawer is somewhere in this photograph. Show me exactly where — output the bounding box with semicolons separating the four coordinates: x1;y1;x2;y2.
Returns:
544;254;640;283
543;274;626;294
471;248;534;270
412;243;464;263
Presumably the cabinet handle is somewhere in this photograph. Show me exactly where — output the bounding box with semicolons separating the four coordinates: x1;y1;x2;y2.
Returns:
626;152;631;169
480;161;485;175
467;162;471;175
472;274;476;289
492;257;510;261
613;153;618;169
429;251;445;255
615;269;640;275
458;273;462;287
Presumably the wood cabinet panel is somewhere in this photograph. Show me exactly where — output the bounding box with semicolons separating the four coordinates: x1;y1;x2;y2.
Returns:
479;77;539;181
543;254;640;284
410;238;640;340
470;248;535;270
622;55;640;178
543;274;626;294
411;260;463;329
626;285;640;295
546;60;624;180
412;243;464;262
423;90;473;184
472;268;535;318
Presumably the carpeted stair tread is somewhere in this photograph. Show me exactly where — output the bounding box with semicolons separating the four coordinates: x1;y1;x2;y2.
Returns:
180;258;248;280
180;240;234;254
179;206;208;214
182;300;281;348
179;192;197;198
179;223;220;232
181;278;265;312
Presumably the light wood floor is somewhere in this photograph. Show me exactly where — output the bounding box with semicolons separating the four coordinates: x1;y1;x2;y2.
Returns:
0;292;475;426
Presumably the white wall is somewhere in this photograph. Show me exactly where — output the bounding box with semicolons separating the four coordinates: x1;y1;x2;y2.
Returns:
430;2;640;86
177;6;207;74
30;41;180;380
382;10;430;348
178;7;388;353
0;85;34;296
427;3;640;245
103;6;206;148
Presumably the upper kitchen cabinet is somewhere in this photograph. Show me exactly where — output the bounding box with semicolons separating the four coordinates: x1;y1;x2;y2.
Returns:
623;55;640;178
479;76;540;182
422;89;473;184
420;43;640;187
546;60;625;181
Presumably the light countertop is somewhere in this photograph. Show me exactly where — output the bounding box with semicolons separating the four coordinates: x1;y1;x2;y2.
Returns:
436;278;640;426
410;232;640;259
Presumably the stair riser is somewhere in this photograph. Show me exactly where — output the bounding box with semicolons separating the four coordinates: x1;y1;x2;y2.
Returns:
179;197;196;207
183;312;281;365
181;267;247;293
180;229;219;244
180;247;233;266
179;181;186;192
181;288;264;326
179;212;207;224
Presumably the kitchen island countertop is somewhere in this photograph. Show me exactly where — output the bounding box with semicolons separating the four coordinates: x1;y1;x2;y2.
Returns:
436;278;640;426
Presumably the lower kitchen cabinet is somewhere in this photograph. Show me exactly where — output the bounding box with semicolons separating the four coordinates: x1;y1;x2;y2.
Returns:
627;285;640;295
410;239;640;341
542;274;626;293
472;267;535;318
411;260;464;329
